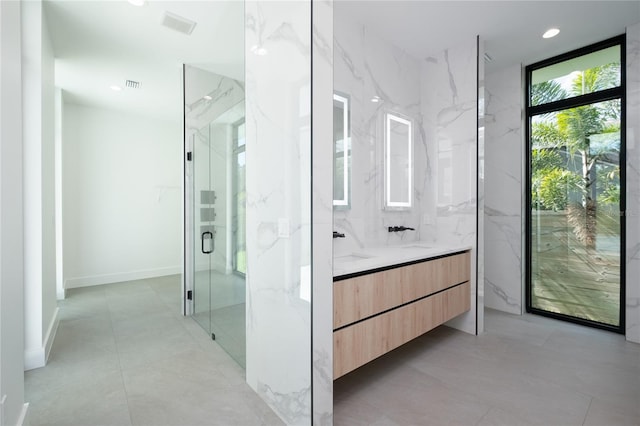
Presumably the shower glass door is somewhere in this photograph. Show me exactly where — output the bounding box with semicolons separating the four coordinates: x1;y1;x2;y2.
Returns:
185;65;246;368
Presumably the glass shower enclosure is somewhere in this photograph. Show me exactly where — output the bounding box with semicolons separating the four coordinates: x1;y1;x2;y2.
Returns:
184;64;246;368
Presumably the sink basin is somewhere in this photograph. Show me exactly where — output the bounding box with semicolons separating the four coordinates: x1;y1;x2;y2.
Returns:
402;244;433;249
334;253;373;263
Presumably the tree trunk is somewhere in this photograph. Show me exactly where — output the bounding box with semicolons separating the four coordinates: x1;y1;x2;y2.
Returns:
568;149;597;250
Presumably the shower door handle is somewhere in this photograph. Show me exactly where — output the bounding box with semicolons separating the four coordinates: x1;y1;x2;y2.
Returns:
201;231;213;254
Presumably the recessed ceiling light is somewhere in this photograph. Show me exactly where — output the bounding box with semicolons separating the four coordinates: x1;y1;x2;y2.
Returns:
371;95;381;103
203;95;212;101
110;85;123;92
250;45;268;56
543;28;560;39
128;0;146;6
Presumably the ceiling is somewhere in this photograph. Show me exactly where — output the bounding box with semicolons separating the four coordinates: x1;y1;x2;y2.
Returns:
337;1;640;72
45;0;244;122
45;0;640;122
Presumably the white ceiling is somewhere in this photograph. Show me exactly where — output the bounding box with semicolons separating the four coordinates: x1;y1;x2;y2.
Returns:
45;0;244;122
337;1;640;72
45;0;640;122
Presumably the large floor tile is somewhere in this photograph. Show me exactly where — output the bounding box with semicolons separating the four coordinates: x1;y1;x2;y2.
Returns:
27;371;131;426
583;397;640;426
334;309;638;426
26;276;280;426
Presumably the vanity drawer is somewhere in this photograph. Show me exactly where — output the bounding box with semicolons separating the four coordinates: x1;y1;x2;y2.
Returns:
333;281;470;379
334;251;470;329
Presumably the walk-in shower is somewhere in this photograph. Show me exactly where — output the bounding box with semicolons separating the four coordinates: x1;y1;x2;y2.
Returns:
184;65;246;368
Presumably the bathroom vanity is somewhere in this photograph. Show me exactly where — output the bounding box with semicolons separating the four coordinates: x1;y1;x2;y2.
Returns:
333;247;471;379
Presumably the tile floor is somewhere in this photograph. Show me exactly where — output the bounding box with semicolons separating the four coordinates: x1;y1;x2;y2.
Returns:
334;309;640;426
24;275;283;426
26;276;640;426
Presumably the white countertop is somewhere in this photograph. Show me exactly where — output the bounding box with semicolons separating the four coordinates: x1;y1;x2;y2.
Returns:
333;243;472;278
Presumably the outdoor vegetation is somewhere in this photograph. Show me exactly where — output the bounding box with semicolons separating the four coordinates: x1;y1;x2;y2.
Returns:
530;57;622;326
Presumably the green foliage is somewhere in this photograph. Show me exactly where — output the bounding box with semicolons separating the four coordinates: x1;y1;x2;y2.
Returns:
601;184;620;205
531;121;566;148
599;166;620;205
531;148;563;171
537;168;581;211
570;64;620;96
531;62;621;215
531;80;567;106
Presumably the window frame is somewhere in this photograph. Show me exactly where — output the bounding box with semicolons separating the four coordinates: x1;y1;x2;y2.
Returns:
524;35;626;333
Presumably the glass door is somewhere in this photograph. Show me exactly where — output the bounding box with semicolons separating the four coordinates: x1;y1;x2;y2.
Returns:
526;37;625;331
185;65;247;367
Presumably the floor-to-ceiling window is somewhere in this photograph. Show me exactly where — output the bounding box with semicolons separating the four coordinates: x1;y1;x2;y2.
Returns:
232;119;246;275
526;36;625;331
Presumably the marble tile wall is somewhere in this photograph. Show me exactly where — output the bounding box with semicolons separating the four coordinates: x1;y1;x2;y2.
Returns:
626;22;640;344
245;1;312;423
483;64;523;315
333;11;481;335
332;12;423;256
420;39;480;335
477;38;486;334
312;0;334;424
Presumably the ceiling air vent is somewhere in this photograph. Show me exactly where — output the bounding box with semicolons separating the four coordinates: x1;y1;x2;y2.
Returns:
125;80;141;89
160;11;197;35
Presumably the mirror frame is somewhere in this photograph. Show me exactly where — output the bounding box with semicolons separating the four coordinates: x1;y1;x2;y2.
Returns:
384;112;413;210
333;92;351;209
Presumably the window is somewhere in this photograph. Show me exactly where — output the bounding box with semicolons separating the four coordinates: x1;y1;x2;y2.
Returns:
526;36;625;331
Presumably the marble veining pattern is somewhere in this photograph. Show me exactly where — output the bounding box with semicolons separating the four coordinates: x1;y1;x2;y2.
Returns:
626;22;640;343
421;39;479;334
483;64;523;315
312;0;334;424
245;1;312;423
334;10;480;335
332;12;423;257
477;37;485;334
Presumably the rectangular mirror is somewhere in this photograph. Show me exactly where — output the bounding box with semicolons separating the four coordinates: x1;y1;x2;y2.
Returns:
333;93;351;208
385;112;412;209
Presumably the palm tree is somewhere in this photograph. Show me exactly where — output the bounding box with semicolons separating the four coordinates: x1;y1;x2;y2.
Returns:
531;63;621;249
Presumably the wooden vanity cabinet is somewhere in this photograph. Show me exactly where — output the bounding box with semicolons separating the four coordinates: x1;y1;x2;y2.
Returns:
333;251;471;379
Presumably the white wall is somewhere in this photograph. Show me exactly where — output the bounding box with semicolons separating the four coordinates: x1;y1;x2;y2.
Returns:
333;11;481;336
0;0;27;423
22;0;58;371
421;39;481;335
245;1;312;423
484;64;524;315
625;22;640;343
312;0;334;423
62;104;181;288
332;12;423;255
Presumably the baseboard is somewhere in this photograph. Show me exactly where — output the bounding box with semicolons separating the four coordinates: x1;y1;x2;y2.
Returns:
24;308;59;371
44;307;60;363
24;348;45;371
17;403;29;426
64;266;181;289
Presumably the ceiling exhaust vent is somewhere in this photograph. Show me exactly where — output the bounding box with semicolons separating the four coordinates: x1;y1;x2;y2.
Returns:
160;11;197;35
125;80;141;89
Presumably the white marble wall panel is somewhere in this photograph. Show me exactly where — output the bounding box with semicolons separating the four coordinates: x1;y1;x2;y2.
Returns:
312;0;334;424
245;1;312;423
333;12;423;257
421;39;479;335
626;22;640;344
484;64;523;315
477;38;485;334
